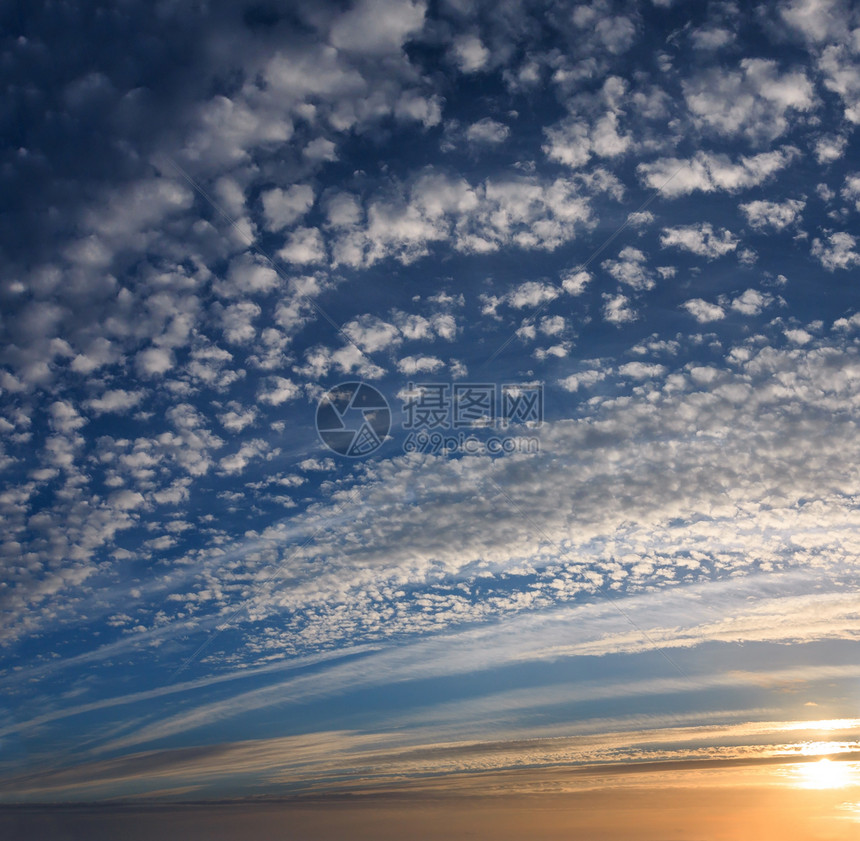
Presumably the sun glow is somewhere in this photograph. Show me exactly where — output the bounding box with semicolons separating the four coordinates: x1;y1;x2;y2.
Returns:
796;759;856;790
780;720;860;732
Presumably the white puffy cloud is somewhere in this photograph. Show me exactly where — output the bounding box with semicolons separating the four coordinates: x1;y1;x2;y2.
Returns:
451;34;490;72
394;90;442;127
218;406;257;432
257;377;300;406
780;0;856;44
558;369;606;392
185;344;239;390
329;0;426;55
108;489;146;511
833;312;860;331
690;26;734;50
217;255;280;298
299;308;458;381
304;137;338;162
784;327;813;344
814;134;847;164
465;118;510;145
660;223;739;258
602;293;636;324
601;246;655;290
396;355;444;374
543;78;633;169
683;59;815;143
49;401;86;434
69;338;120;375
390;310;457;343
86;389;145;414
819;43;860;123
326;193;363;230
540;316;565;336
331;172;597;268
220;301;261;345
817;182;836;202
516;321;536;341
297;344;385;380
631;336;679;356
626;210;654;229
571;6;637;54
181;91;292;168
533;342;571;360
731;289;773;316
682;299;725;323
343;315;401;352
135;346;175;377
506;281;560;309
261;185;315;231
618;362;666;379
392;312;434;341
811;232;860;269
543;112;631;168
841;173;860;209
561;269;591;295
431;313;457;341
76;177;195;257
638;147;800;197
739;198;805;230
277;228;326;264
219;439;269;475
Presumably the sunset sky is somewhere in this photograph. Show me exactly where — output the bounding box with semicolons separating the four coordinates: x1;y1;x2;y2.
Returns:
1;0;860;837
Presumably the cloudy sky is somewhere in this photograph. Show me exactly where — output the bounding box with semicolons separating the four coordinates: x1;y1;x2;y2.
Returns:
2;0;860;835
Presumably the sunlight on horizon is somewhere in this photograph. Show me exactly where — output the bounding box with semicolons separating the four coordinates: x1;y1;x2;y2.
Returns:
794;759;859;790
779;719;860;733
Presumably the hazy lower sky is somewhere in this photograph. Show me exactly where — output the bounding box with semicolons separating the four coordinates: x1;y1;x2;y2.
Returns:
1;0;860;837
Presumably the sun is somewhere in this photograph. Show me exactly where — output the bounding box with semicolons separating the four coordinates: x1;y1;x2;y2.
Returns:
796;758;855;790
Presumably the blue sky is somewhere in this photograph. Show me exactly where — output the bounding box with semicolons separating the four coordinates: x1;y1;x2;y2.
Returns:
1;0;860;812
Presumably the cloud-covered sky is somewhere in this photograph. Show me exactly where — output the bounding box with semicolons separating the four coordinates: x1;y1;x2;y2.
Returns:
2;0;860;831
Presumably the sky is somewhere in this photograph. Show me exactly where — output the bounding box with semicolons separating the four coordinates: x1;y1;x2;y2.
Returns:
2;0;860;836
